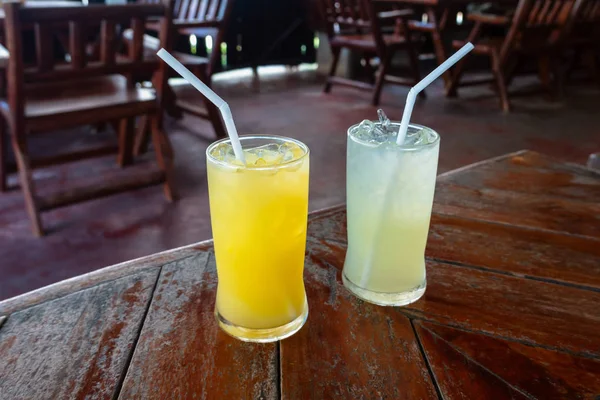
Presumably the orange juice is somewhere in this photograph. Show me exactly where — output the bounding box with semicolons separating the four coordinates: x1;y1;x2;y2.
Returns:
207;135;309;342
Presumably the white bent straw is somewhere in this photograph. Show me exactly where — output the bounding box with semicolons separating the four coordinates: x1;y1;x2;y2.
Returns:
157;48;246;164
396;43;474;145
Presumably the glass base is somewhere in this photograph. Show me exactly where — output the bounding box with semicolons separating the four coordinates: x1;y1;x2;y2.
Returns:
342;272;426;306
215;302;308;343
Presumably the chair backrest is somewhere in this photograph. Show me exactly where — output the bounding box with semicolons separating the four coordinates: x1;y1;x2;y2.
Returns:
367;0;413;56
3;1;173;127
567;0;600;36
315;0;371;37
500;0;575;60
165;0;229;24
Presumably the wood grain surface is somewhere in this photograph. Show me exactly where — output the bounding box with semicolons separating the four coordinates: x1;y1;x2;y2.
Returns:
0;268;159;400
118;252;278;400
415;321;600;399
409;260;600;358
433;183;600;238
434;152;600;238
1;151;599;399
311;239;600;358
439;151;600;202
427;213;600;289
280;248;438;399
0;240;212;316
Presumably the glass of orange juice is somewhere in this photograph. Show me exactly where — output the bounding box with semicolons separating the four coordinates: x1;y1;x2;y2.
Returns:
206;135;310;342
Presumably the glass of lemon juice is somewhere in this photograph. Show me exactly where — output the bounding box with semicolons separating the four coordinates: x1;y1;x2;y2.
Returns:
207;135;309;342
343;116;439;306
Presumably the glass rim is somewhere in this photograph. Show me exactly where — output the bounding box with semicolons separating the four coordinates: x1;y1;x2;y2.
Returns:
347;122;440;151
206;134;310;170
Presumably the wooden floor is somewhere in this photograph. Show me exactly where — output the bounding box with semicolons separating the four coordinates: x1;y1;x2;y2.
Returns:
1;68;599;300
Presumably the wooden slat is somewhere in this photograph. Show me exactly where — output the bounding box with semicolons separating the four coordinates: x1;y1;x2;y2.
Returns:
312;240;600;358
195;0;209;20
24;60;157;83
37;166;165;211
129;18;145;62
306;205;347;242
101;20;116;66
439;151;600;202
177;0;192;20
433;183;600;238
415;321;600;399
383;74;416;85
427;213;600;289
306;205;600;290
206;0;222;20
187;0;201;21
0;268;159;399
327;76;374;90
118;252;278;399
6;144;119;173
408;260;600;358
280;248;438;398
34;24;54;72
69;21;85;69
20;5;165;24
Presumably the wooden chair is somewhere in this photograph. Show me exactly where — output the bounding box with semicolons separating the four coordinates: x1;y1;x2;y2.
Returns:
125;0;232;155
146;0;232;129
446;0;576;112
1;2;176;236
317;0;423;106
563;0;600;83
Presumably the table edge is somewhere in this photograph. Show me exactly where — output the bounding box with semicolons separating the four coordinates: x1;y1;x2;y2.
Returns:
0;204;348;315
4;149;583;315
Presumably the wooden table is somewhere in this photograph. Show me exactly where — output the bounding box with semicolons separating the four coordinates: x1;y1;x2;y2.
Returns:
1;150;599;399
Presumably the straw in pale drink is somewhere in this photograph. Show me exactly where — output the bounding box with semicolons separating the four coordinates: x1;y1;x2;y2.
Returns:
207;136;309;342
343;118;439;306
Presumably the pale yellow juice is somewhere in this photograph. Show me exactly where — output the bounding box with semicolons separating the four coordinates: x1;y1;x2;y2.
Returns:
207;136;309;341
343;121;439;306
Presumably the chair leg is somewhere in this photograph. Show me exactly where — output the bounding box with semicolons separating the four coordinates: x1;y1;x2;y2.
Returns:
550;54;564;100
372;51;393;106
134;115;150;157
117;117;135;167
150;116;176;202
582;49;600;85
446;53;471;97
426;9;449;85
11;134;43;236
324;47;341;93
406;44;425;99
206;101;227;139
252;65;260;93
537;54;555;101
164;83;183;120
195;65;227;139
504;56;521;88
491;51;510;112
0;121;7;192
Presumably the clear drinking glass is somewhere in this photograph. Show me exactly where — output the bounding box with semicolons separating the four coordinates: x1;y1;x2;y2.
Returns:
206;135;310;342
343;123;440;306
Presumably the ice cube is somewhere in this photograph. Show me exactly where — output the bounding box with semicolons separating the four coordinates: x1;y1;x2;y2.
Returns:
402;126;435;147
246;143;280;158
279;142;304;163
371;124;388;142
377;109;391;131
356;119;375;136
